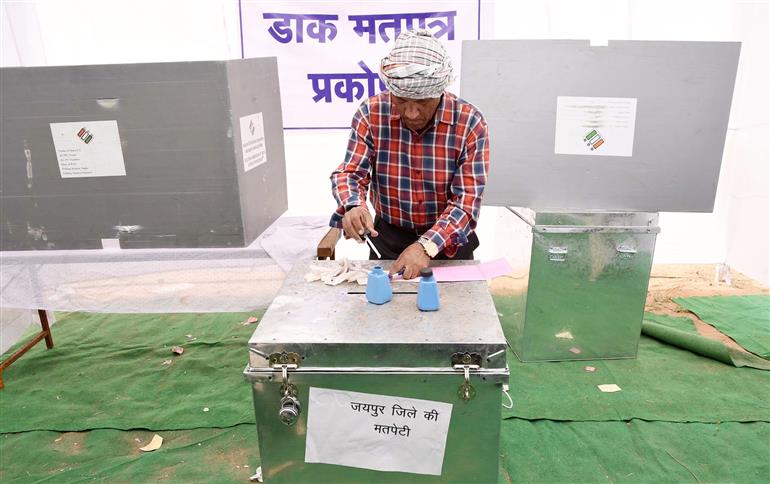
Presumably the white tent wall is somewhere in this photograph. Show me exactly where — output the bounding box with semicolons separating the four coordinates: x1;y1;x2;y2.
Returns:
1;4;21;67
0;0;242;65
723;1;769;285
1;1;45;66
1;0;767;284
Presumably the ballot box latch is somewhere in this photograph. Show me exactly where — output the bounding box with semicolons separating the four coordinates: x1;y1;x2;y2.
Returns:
269;351;302;426
451;352;482;402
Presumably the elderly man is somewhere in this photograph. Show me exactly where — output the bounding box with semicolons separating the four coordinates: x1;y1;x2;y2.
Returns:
330;29;489;280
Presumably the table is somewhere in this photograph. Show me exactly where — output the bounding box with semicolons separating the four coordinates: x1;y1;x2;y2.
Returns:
0;215;331;388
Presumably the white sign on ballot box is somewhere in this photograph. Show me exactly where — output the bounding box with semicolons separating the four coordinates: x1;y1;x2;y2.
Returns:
239;112;267;172
239;0;480;128
554;96;638;157
49;120;126;178
305;387;453;475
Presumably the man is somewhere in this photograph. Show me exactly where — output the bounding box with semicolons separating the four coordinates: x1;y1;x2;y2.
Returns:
329;29;489;280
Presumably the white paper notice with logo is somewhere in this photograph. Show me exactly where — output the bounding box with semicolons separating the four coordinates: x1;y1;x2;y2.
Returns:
305;387;453;476
240;112;267;172
49;120;126;178
554;96;637;157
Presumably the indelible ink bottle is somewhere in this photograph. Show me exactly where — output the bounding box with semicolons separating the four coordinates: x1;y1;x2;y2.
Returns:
417;268;439;311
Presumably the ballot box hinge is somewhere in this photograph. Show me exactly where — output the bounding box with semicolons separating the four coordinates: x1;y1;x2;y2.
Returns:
451;352;482;402
269;351;302;426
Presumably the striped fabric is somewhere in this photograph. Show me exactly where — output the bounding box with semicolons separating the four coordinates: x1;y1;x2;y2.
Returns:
330;91;489;258
379;29;453;99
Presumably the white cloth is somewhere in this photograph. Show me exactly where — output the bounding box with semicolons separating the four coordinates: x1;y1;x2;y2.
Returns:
304;258;369;286
258;215;331;272
0;215;329;313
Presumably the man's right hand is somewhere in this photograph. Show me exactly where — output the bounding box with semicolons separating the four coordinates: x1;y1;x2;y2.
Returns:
342;206;379;243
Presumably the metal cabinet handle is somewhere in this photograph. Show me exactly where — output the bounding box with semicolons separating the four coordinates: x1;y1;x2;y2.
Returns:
616;246;637;259
502;384;513;409
548;247;568;262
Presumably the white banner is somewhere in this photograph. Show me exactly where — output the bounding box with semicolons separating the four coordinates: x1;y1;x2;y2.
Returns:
240;0;480;128
305;387;453;476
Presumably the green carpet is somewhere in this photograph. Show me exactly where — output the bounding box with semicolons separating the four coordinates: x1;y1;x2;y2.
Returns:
495;300;770;422
0;425;260;483
5;308;770;432
643;313;698;332
2;304;769;483
500;419;770;483
674;295;770;359
0;312;263;433
642;313;770;370
2;421;767;483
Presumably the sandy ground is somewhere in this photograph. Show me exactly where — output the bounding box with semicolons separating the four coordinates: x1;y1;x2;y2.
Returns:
490;263;768;352
645;264;768;350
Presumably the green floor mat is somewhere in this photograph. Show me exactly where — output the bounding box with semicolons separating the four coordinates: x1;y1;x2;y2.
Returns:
674;295;770;359
0;425;259;484
500;419;770;484
2;421;767;483
0;312;263;433
495;297;770;423
643;314;770;370
504;336;770;422
5;308;770;432
643;313;699;332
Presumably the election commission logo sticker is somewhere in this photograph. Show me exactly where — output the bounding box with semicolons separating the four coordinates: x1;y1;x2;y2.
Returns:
584;129;605;151
76;126;94;144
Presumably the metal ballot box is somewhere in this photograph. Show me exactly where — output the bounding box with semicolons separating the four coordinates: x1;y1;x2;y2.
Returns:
505;209;658;361
245;261;509;483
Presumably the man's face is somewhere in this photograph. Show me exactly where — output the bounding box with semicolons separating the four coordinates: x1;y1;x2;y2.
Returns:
391;94;442;133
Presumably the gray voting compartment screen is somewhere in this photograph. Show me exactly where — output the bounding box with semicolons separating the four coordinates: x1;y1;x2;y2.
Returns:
460;40;740;212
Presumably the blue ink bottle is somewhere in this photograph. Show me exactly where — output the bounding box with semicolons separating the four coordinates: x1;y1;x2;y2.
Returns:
366;266;392;305
417;268;440;311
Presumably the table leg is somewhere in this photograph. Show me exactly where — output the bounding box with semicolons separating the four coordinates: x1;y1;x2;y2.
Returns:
0;309;55;389
38;310;54;349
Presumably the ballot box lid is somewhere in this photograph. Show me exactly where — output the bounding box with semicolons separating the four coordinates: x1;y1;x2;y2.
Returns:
247;260;507;370
460;40;741;212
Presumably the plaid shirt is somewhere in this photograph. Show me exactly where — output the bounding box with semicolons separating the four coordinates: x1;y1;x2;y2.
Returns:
330;91;489;257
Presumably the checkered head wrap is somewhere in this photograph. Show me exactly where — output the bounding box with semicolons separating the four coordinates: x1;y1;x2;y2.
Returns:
379;29;454;99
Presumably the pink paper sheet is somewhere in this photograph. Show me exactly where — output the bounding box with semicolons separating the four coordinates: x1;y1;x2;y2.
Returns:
392;258;513;282
432;258;513;282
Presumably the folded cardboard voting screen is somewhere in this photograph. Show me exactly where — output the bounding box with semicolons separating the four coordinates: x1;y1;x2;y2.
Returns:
0;58;287;250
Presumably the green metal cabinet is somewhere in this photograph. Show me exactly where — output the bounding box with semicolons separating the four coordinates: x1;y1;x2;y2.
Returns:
505;209;659;362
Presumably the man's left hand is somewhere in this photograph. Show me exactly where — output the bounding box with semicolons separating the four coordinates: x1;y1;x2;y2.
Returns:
390;243;430;280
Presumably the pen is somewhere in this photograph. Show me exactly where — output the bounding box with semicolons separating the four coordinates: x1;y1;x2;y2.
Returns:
363;231;381;259
389;268;405;280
